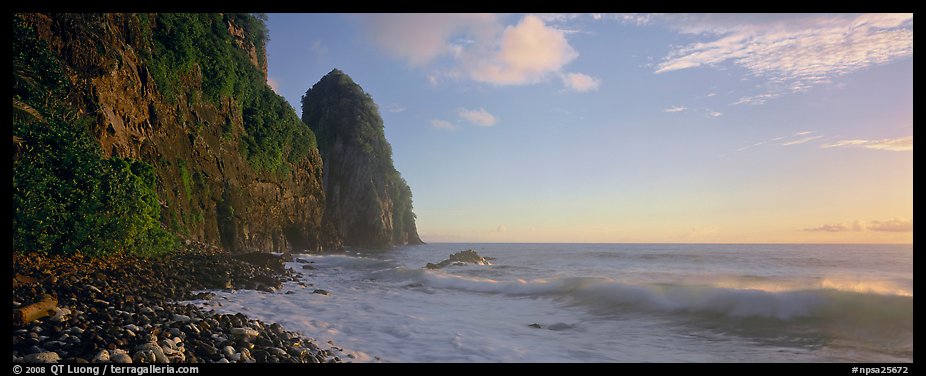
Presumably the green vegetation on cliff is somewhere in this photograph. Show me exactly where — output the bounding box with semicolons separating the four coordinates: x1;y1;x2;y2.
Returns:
13;14;418;255
12;12;319;256
13;15;176;257
143;13;313;174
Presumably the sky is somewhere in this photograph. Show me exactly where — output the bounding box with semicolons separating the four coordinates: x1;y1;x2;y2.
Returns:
264;13;913;244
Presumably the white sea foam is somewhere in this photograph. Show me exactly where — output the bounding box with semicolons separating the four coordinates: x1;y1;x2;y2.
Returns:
185;243;912;362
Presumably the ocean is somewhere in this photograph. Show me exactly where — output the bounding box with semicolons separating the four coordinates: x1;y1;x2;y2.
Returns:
187;243;913;362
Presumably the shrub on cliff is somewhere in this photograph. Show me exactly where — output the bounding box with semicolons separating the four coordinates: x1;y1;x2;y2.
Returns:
13;14;176;257
143;13;314;175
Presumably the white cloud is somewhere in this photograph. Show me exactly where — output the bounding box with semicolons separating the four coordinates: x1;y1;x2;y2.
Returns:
737;131;823;152
431;119;457;130
732;93;781;106
706;111;723;118
781;135;822;146
706;92;717;97
654;14;913;104
383;104;406;113
532;13;581;24
309;40;328;58
821;136;912;151
804;219;911;233
663;106;687;113
363;14;593;91
494;225;508;233
562;72;601;92
615;13;653;26
804;220;863;232
468;15;579;85
458;107;498;127
736;140;767;152
868;218;913;232
362;14;499;66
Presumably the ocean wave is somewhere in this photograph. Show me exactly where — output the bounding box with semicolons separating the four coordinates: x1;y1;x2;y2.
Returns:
416;272;913;326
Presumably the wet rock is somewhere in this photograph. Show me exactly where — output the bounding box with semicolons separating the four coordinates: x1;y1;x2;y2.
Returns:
528;323;543;329
234;252;285;272
230;327;259;342
191;292;214;300
312;289;329;296
246;275;281;292
426;250;492;269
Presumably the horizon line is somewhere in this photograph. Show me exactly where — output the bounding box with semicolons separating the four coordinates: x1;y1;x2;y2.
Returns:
414;241;913;246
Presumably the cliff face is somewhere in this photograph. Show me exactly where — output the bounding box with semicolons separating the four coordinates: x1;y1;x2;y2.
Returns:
16;13;340;253
302;70;423;248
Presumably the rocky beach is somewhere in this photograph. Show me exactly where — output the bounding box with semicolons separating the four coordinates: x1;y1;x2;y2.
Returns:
12;243;348;363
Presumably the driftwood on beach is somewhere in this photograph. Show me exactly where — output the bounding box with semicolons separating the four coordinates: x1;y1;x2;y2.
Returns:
13;294;58;326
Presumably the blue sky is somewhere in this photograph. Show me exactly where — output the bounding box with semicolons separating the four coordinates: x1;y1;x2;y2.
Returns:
265;13;913;243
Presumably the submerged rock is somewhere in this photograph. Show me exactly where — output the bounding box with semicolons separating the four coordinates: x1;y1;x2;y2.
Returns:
426;250;492;269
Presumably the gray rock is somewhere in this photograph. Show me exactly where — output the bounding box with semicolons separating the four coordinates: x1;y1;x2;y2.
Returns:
111;349;132;364
230;327;259;341
23;352;60;363
267;347;288;357
426;250;492;269
49;307;71;322
132;350;153;363
92;349;110;363
159;339;177;352
239;348;254;363
134;343;168;363
172;314;191;323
